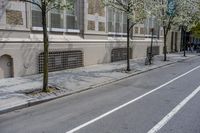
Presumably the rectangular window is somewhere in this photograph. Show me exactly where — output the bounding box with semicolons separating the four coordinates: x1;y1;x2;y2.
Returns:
115;11;122;33
98;7;105;17
115;23;121;33
123;13;127;33
88;20;95;30
98;22;105;31
32;3;42;27
140;27;145;34
160;30;164;36
51;11;64;29
108;22;114;32
88;0;105;16
32;0;79;31
123;24;127;33
65;1;79;30
96;0;105;16
135;27;139;34
32;10;42;27
0;3;4;20
88;0;95;15
6;9;23;25
66;15;78;29
107;8;114;32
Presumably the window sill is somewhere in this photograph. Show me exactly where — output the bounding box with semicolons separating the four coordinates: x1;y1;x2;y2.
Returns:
108;32;127;36
51;28;65;32
31;27;50;31
31;27;80;33
66;29;80;33
0;25;30;31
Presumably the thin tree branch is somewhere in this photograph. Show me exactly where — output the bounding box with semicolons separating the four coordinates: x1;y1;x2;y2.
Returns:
129;23;136;31
108;3;127;12
46;5;60;12
115;0;128;11
165;16;173;35
20;0;42;10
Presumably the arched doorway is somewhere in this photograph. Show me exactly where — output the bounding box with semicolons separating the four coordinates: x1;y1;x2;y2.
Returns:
0;55;14;79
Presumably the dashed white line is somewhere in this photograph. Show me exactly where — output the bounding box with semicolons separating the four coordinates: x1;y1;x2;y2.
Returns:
66;65;200;133
148;85;200;133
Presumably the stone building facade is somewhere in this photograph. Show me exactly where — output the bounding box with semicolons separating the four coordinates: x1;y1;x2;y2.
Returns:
0;0;179;79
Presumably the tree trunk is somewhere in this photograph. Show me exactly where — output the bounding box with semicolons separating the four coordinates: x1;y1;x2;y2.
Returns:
163;26;167;61
183;29;186;57
181;26;183;51
42;2;49;92
126;18;130;71
150;28;154;65
175;32;178;52
171;32;174;52
181;26;186;57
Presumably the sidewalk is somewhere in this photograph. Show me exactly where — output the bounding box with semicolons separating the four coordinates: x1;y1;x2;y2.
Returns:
0;53;198;114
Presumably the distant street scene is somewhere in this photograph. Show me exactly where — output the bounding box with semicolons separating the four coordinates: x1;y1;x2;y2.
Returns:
0;0;200;133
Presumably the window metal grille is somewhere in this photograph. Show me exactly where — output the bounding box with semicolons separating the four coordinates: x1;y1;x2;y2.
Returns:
123;24;127;33
87;20;95;31
115;11;122;33
115;22;121;33
107;8;114;32
32;10;42;27
135;27;139;34
111;48;132;62
38;51;83;73
66;15;78;29
147;46;160;56
31;0;79;31
51;13;63;29
140;27;145;34
98;22;105;31
108;22;114;32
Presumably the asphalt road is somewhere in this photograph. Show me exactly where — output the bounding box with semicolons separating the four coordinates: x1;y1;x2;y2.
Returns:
1;56;200;133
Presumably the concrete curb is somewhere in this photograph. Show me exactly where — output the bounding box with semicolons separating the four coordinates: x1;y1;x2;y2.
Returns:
0;55;197;115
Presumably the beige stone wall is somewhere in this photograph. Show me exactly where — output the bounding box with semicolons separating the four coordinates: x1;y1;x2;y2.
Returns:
0;0;166;78
132;40;163;59
0;36;163;78
0;42;39;77
166;31;182;53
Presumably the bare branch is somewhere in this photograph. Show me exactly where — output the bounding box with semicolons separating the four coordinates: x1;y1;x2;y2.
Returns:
109;4;127;12
129;23;136;31
115;0;128;11
46;0;74;13
46;5;60;12
20;0;42;10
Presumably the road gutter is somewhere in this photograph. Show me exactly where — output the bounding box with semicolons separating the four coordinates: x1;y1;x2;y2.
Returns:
0;55;198;115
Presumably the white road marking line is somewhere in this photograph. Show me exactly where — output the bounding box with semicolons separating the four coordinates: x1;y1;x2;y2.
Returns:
148;85;200;133
66;65;200;133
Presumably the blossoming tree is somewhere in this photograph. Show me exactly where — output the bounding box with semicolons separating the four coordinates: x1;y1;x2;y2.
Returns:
147;0;200;60
172;0;200;56
102;0;148;71
19;0;74;92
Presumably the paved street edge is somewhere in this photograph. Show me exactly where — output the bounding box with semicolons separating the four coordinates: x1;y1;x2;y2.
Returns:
0;55;197;115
